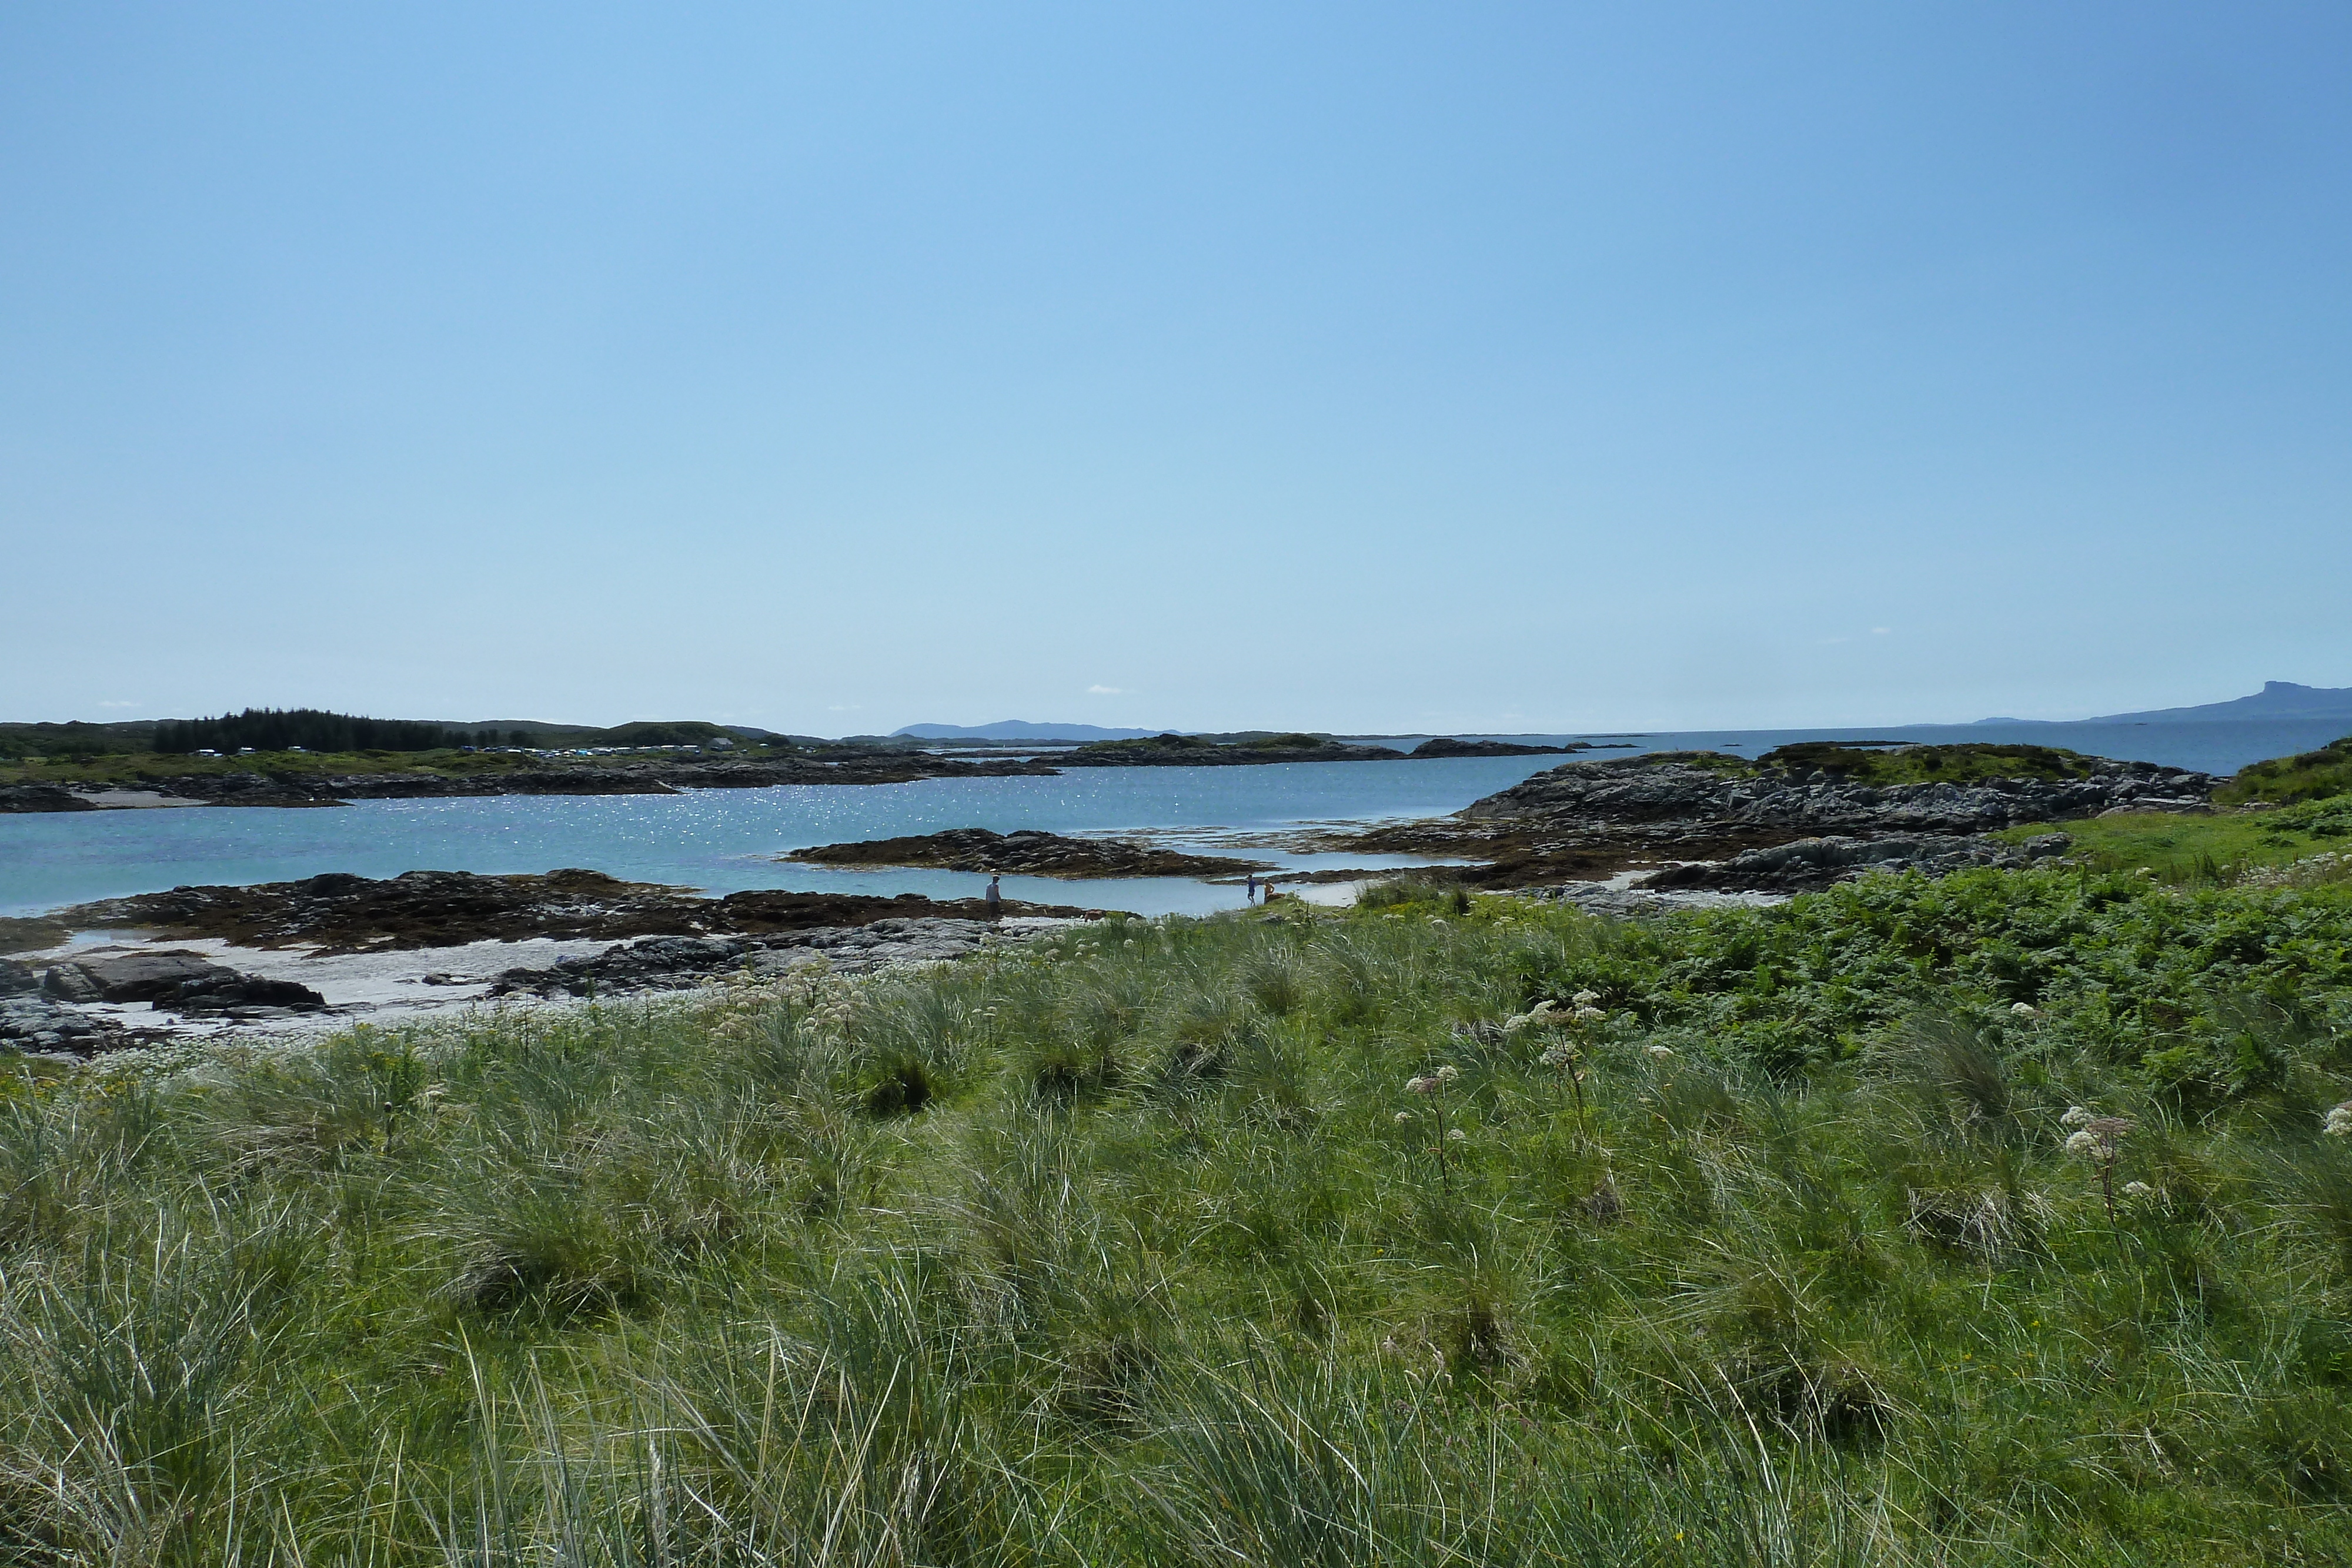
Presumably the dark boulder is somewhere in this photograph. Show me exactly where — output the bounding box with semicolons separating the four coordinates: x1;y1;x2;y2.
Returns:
166;974;327;1014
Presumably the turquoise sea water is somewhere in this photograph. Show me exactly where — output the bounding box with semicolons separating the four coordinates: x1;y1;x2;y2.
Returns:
4;716;2341;919
0;756;1566;919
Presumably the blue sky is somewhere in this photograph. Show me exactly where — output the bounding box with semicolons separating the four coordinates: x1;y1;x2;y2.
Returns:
4;3;2347;734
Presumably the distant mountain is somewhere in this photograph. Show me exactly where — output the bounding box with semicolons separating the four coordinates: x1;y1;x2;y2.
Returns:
894;721;1170;741
1976;682;2352;726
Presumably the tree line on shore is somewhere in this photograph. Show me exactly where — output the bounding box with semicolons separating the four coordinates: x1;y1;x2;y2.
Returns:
152;708;525;754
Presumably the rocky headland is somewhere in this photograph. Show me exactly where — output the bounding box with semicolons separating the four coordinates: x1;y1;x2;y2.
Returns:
1341;745;2217;893
787;827;1274;879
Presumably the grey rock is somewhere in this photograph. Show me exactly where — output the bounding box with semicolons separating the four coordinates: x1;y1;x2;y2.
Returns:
1642;829;2084;894
45;951;239;1004
0;958;39;998
40;965;103;1004
0;995;123;1055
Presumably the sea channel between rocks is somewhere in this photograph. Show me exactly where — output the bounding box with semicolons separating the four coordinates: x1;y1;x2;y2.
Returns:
1;743;2227;1060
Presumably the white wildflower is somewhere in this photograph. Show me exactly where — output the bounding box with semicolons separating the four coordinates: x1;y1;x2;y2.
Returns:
1394;1111;1414;1125
1407;1076;1438;1096
1539;1042;1579;1069
2064;1129;2099;1158
1573;1005;1606;1022
2010;1002;2042;1019
1572;989;1601;1007
1645;1044;1675;1060
2061;1105;2093;1128
1446;1128;1466;1142
2122;1181;2154;1199
2326;1104;2352;1138
1502;1013;1532;1033
1435;1064;1460;1085
1529;999;1558;1017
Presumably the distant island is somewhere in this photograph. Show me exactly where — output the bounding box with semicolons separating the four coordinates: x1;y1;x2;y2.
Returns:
1978;679;2352;726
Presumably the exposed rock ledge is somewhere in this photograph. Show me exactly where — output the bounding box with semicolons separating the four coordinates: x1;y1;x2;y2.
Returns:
1338;750;2212;890
787;827;1273;879
53;870;1100;955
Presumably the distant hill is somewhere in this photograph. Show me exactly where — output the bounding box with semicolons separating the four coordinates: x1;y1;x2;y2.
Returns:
894;721;1169;741
1978;681;2352;727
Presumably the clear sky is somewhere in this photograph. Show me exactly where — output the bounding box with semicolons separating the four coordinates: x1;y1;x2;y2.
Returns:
4;4;2348;735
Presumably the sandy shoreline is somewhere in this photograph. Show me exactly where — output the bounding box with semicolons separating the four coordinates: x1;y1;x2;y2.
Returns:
15;917;1084;1047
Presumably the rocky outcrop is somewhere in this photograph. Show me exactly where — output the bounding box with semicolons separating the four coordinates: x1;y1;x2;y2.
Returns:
486;917;1023;996
0;784;101;813
1461;754;2213;834
42;951;241;1004
0;995;123;1055
1408;738;1579;759
1642;832;2076;894
165;973;328;1014
1340;750;2212;892
56;870;1100;954
788;828;1271;879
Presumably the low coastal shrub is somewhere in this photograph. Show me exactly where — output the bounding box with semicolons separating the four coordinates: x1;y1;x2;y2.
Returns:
2219;731;2352;807
1757;740;2106;785
1;869;2349;1562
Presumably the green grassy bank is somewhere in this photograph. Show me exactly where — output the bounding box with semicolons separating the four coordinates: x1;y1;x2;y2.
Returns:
5;868;2352;1563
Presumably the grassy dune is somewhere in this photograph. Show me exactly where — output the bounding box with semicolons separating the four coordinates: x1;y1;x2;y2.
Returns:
5;871;2352;1564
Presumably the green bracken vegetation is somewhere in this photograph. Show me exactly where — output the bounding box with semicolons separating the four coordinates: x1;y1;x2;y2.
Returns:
6;870;2352;1564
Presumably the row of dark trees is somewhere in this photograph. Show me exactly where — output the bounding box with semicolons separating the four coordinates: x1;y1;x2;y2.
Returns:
153;710;526;754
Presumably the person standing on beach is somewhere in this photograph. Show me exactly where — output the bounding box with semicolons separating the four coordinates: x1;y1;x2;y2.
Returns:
984;873;1003;920
1245;872;1258;902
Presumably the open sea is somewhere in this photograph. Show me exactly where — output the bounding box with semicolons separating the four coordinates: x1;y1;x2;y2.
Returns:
3;714;2343;920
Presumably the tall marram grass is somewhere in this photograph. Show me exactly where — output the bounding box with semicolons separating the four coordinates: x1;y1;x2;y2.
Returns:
3;868;2351;1564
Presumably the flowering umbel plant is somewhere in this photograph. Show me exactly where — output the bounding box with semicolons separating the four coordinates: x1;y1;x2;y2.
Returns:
1535;994;1605;1126
1404;1066;1462;1185
2326;1102;2352;1138
2063;1111;2136;1222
